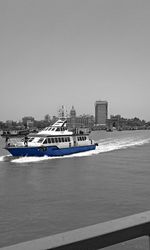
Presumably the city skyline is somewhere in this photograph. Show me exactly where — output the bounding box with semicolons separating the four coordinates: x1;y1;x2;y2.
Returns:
1;102;149;123
0;0;150;121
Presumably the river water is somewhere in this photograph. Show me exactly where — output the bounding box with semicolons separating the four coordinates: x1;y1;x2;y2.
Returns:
0;130;150;249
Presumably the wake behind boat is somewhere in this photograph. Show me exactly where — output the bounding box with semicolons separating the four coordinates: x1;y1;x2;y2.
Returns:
4;119;97;157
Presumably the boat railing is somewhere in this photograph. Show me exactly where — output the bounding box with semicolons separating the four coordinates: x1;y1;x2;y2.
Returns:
1;211;150;249
6;138;24;147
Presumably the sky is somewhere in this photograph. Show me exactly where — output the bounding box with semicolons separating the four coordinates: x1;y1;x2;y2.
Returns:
0;0;150;121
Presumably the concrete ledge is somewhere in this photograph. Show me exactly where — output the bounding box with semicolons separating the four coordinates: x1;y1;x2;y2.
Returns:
1;211;150;250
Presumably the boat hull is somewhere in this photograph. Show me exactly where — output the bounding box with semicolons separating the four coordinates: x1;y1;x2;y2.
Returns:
6;145;96;157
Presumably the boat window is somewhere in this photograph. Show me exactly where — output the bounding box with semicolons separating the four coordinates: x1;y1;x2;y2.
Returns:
51;128;55;131
38;138;44;143
58;138;61;142
64;137;70;142
51;138;54;143
28;137;34;142
48;138;51;143
62;137;64;142
43;139;48;144
56;128;60;131
55;138;58;143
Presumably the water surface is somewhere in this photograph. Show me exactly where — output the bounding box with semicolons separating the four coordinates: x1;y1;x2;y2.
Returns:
0;130;150;249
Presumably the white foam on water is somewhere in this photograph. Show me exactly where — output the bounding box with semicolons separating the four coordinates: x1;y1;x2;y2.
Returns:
0;156;6;161
9;136;150;163
11;155;49;163
0;155;12;162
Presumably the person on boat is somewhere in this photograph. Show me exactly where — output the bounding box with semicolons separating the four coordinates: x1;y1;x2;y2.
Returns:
5;134;10;146
24;135;28;146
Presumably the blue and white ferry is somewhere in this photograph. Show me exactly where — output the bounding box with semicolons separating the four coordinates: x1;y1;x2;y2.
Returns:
5;119;97;157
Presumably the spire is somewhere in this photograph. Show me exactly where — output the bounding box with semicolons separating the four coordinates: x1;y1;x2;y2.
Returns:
70;106;76;118
58;105;68;120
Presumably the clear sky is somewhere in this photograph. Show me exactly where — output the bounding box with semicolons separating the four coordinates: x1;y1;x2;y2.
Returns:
0;0;150;121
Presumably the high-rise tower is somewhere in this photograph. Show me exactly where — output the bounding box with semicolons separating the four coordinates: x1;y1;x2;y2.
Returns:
69;106;76;128
95;101;108;125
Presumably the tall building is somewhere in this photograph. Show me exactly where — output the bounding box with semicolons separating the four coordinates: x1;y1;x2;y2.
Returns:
69;106;76;128
95;100;108;125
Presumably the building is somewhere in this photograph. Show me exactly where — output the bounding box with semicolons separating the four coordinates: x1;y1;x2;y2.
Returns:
22;116;35;128
75;115;94;129
69;106;76;128
109;115;121;129
70;106;76;118
95;100;108;125
67;106;94;129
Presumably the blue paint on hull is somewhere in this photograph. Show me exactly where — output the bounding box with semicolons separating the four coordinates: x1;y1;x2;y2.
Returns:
6;145;96;157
